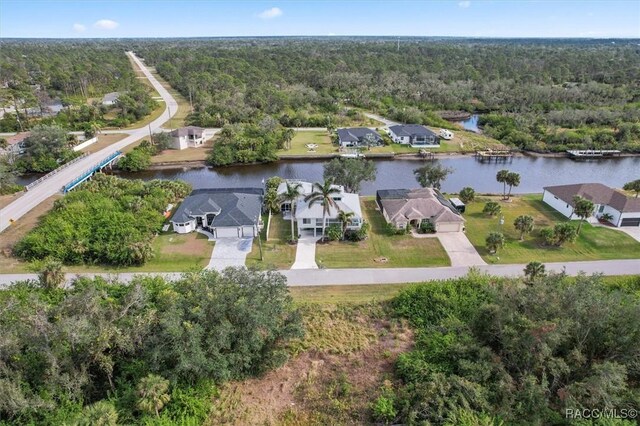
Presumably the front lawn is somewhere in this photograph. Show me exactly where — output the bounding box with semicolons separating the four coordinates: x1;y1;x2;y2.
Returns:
151;138;215;163
315;198;450;268
464;195;640;264
277;130;335;156
246;214;297;269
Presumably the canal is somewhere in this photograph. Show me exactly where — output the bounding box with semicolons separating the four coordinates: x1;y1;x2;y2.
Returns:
110;156;640;195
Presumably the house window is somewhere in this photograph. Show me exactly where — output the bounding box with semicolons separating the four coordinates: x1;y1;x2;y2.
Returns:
598;205;605;213
303;219;311;225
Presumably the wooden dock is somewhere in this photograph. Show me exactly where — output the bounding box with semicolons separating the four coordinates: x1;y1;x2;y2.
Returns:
475;150;513;162
566;150;621;159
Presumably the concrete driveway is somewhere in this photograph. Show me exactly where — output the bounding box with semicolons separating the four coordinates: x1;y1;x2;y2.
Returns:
291;234;319;269
437;232;486;267
207;238;253;271
613;226;640;243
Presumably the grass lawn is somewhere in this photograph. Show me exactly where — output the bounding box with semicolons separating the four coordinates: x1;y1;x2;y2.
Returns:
464;195;640;264
290;283;413;304
246;214;297;270
316;198;450;268
151;137;215;163
80;134;127;154
277;130;335;156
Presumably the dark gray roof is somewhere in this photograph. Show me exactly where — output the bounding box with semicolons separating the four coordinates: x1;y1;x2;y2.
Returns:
544;183;640;213
389;124;437;138
170;126;204;137
377;189;410;199
337;127;381;143
102;92;120;103
171;188;263;226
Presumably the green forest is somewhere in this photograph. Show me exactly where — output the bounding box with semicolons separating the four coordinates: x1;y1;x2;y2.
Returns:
0;41;157;132
130;38;640;152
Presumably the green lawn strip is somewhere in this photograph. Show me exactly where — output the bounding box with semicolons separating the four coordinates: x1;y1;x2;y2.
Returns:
316;198;450;268
464;194;640;264
290;283;413;305
246;214;297;270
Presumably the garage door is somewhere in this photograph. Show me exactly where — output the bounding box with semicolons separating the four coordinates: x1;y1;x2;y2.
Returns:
241;226;256;237
437;222;463;233
215;227;240;238
621;218;640;227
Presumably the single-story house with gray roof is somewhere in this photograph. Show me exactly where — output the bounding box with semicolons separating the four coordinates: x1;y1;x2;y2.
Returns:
388;124;440;147
336;127;382;148
543;183;640;227
170;188;264;237
377;188;465;232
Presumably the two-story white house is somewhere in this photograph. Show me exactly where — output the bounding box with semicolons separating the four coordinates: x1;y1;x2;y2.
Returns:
170;126;206;150
388;124;440;147
276;180;363;237
543;183;640;227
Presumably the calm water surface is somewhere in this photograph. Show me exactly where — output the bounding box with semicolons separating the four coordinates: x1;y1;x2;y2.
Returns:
113;156;640;195
456;114;482;133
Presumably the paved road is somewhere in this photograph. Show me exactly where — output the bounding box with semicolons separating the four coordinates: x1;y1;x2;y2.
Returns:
0;52;178;233
0;259;637;288
363;112;401;127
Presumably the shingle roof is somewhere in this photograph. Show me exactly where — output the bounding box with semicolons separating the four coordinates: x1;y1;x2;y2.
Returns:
377;188;464;225
337;127;381;143
171;188;263;226
170;126;204;137
544;183;640;213
389;124;438;138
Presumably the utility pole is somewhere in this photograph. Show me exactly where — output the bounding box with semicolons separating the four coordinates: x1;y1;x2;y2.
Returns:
397;37;400;52
148;123;152;142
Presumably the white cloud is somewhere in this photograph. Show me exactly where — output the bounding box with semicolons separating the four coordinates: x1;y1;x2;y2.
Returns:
93;19;119;30
458;1;471;8
73;23;86;33
258;7;283;19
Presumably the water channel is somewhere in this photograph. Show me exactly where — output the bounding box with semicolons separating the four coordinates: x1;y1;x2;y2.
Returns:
110;156;640;196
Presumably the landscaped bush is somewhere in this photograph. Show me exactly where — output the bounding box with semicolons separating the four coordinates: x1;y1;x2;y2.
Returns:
326;225;342;241
14;174;191;266
345;222;370;241
386;222;408;236
418;221;435;234
386;273;640;425
0;269;303;424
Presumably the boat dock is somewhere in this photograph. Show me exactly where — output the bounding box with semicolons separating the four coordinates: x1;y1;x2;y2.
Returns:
566;150;621;159
475;150;514;162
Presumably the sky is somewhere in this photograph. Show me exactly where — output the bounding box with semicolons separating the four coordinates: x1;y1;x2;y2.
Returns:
1;0;639;39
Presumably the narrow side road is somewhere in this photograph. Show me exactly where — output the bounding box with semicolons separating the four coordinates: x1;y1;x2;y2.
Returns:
0;259;637;288
0;52;178;233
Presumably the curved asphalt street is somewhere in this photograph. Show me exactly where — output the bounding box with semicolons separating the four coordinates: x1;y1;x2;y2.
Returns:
0;259;638;288
0;52;178;233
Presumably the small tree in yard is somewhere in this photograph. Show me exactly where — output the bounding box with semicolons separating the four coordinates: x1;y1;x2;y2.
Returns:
337;210;354;240
483;201;502;217
137;374;171;417
279;181;302;242
486;232;505;254
573;195;595;234
326;225;342;241
505;172;520;199
542;222;578;247
524;261;546;282
623;179;640;198
459;187;475;204
513;215;534;240
305;179;341;239
496;169;510;199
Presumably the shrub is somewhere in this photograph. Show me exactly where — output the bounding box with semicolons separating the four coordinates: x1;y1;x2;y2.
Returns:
326;225;342;241
372;396;397;424
419;221;436;234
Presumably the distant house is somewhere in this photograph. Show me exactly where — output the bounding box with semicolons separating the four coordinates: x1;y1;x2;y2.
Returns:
277;180;363;237
388;124;440;147
102;92;120;106
336;127;382;148
170;188;264;237
0;132;30;160
377;188;465;232
543;183;640;227
170;126;205;150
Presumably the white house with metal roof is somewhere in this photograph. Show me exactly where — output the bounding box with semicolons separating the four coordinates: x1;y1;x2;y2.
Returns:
170;188;264;237
276;180;363;237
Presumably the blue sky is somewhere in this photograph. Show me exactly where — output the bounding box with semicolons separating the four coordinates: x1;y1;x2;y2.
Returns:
1;1;638;38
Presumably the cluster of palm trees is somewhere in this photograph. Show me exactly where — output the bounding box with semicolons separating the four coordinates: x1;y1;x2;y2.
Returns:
496;169;521;200
278;179;353;242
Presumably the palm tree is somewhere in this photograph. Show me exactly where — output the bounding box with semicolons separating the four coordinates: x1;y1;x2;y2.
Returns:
505;172;521;199
137;374;171;417
485;232;505;254
78;401;119;426
483;201;502;217
573;195;595;234
37;257;65;290
279;181;302;242
513;215;534;240
337;210;355;240
496;169;510;199
304;179;341;239
524;261;546;282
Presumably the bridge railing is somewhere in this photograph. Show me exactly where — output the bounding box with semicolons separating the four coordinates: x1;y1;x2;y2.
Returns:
62;151;123;193
25;152;90;191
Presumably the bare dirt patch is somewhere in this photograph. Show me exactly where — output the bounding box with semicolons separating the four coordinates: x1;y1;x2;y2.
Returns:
0;192;24;209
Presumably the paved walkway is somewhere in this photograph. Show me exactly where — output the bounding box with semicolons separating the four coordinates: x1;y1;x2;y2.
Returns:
207;238;253;271
1;259;637;289
291;235;318;269
437;232;487;266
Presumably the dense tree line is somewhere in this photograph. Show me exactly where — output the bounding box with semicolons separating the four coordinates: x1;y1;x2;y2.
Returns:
207;120;294;166
129;38;639;151
0;41;156;132
0;269;303;424
14;174;190;266
379;272;640;425
12;124;80;173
